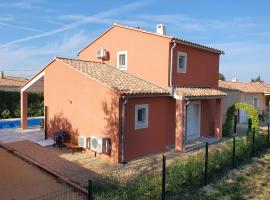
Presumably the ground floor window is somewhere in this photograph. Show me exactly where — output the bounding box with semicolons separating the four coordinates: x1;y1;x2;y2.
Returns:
135;104;149;129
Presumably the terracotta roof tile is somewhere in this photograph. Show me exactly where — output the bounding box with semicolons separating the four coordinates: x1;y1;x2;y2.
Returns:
56;57;170;96
0;76;28;88
174;87;227;99
219;80;270;94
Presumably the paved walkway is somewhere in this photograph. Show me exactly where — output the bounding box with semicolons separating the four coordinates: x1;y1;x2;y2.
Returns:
0;148;81;200
5;140;104;187
0;127;44;143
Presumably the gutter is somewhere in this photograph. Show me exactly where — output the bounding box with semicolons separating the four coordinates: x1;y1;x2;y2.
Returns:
121;96;128;164
169;40;177;89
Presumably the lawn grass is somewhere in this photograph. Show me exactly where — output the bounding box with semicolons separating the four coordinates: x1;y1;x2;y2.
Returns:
92;131;270;199
195;150;270;200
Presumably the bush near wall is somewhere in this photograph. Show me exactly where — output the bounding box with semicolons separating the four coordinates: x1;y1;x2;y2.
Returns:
0;91;44;119
223;102;259;136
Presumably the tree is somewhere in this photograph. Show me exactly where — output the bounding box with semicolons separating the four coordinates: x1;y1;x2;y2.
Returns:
251;75;264;83
219;73;226;81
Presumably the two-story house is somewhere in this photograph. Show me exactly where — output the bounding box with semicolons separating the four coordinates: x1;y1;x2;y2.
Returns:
20;23;226;163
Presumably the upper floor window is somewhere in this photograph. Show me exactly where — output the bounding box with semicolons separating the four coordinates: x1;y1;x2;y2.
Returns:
117;51;128;70
177;52;187;73
253;97;259;108
135;104;149;129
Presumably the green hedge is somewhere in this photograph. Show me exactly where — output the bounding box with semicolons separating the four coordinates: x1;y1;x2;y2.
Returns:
223;102;259;136
0;91;44;119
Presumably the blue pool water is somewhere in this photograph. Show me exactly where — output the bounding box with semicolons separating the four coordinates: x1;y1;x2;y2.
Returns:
0;117;43;129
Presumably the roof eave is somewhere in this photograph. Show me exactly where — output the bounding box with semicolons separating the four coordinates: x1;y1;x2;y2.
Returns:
174;38;224;55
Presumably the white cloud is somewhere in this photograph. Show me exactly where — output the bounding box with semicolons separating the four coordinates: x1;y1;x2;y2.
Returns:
0;0;46;9
0;0;149;48
214;41;270;82
0;22;43;32
0;31;93;78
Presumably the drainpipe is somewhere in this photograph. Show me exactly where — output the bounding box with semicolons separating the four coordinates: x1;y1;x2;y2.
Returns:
184;100;190;141
121;96;128;164
169;40;177;90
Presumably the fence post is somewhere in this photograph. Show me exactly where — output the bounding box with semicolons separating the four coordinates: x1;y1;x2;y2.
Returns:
88;179;93;200
234;115;237;134
232;136;236;168
267;124;270;147
162;155;166;200
204;142;208;186
252;128;255;156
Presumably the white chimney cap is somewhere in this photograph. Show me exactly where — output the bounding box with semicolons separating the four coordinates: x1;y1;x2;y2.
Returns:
231;78;238;82
156;24;166;35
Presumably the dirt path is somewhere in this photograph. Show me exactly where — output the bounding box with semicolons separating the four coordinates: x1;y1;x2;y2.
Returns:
199;151;270;200
0;148;73;200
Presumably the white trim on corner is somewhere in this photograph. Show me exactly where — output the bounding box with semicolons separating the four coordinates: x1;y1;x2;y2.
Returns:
135;104;149;130
21;71;45;92
177;51;187;73
117;50;128;70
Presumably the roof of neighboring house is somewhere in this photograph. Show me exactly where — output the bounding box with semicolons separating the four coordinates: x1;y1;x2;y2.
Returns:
219;80;270;94
0;76;28;88
56;57;170;96
174;87;227;99
78;23;224;55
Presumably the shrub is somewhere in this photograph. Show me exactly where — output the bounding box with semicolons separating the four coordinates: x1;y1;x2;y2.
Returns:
223;103;259;136
0;91;43;119
1;109;11;119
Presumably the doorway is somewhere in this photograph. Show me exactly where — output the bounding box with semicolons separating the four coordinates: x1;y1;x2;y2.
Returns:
186;101;201;140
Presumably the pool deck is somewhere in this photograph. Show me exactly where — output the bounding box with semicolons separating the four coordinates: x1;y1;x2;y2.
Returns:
0;127;44;144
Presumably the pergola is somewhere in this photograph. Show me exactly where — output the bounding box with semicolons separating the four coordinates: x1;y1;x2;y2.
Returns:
20;71;44;129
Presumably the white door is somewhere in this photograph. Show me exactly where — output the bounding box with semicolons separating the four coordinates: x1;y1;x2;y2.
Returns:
186;102;201;140
239;109;248;124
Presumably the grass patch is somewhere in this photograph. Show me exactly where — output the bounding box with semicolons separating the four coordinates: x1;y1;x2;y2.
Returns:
91;131;269;199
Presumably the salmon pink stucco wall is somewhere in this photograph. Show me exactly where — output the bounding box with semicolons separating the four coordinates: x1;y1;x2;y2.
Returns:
44;60;121;163
78;26;171;88
172;43;220;89
124;96;175;161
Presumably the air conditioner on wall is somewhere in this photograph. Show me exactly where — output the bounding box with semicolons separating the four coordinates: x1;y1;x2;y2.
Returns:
96;49;107;59
78;136;91;149
90;136;110;154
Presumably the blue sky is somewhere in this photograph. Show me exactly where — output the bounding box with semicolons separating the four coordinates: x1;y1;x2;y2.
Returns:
0;0;270;82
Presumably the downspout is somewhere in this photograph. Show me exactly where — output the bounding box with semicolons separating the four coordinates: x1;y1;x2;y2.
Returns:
121;96;128;164
184;100;190;141
169;40;177;90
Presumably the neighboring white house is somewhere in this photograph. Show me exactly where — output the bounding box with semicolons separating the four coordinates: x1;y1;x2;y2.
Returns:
0;71;28;91
219;80;270;123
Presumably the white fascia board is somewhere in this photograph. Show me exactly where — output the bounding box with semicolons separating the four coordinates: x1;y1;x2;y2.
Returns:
21;71;45;92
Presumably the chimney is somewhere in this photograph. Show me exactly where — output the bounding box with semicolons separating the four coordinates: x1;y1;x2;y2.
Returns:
231;78;238;82
156;24;166;35
1;71;4;79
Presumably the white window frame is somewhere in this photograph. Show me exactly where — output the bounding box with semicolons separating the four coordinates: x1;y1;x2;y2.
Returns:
253;97;259;108
117;50;128;70
177;52;187;73
135;104;149;129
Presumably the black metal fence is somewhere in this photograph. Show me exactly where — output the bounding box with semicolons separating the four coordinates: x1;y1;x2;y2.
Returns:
31;185;87;200
32;125;270;200
87;125;270;200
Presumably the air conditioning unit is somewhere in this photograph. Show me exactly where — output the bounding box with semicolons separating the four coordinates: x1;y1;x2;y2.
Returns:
96;49;107;59
78;136;91;149
90;136;110;154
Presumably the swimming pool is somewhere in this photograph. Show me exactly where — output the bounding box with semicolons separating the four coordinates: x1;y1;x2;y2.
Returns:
0;117;43;129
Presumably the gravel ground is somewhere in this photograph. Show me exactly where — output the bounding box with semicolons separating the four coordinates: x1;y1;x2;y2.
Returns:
0;148;75;200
